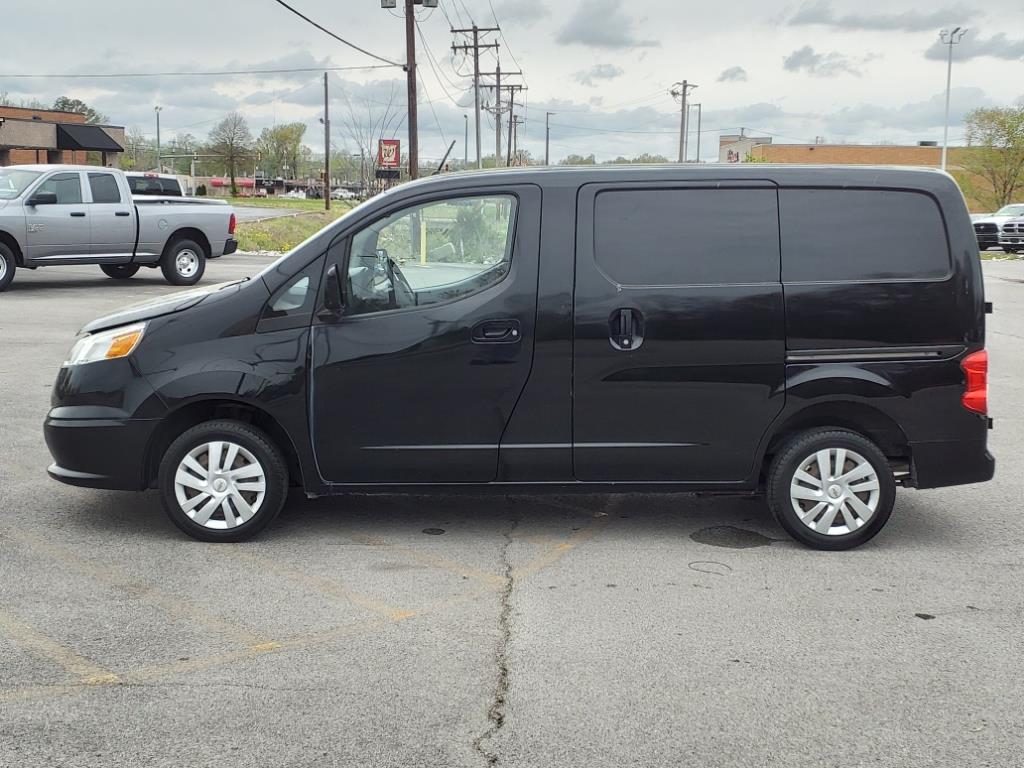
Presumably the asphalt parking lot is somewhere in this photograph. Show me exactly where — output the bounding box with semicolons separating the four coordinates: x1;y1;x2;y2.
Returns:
2;255;1023;767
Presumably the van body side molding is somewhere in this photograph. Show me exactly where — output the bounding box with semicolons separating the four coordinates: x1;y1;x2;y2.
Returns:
786;345;966;363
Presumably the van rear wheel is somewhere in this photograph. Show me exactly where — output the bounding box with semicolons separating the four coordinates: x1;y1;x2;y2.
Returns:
767;429;896;550
100;263;140;279
161;237;206;286
158;420;288;542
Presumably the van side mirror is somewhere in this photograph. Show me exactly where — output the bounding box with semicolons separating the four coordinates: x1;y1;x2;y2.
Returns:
27;191;58;206
322;264;343;314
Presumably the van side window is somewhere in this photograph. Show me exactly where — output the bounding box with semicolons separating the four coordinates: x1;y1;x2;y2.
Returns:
36;173;83;204
88;173;122;204
346;194;517;316
780;189;950;282
259;259;323;331
593;188;779;286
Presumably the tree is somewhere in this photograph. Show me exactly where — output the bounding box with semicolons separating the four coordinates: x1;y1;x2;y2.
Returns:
559;153;597;165
256;123;307;179
52;96;108;124
340;83;403;187
208;112;254;195
956;105;1024;210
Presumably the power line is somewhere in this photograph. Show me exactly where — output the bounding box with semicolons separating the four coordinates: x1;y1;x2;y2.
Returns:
486;0;526;86
272;0;403;68
0;64;395;79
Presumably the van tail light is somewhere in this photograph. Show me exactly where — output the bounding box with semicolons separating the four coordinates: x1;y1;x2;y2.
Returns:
228;213;237;235
961;350;988;415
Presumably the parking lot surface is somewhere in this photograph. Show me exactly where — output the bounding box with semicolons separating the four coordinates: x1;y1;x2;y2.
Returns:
2;256;1023;767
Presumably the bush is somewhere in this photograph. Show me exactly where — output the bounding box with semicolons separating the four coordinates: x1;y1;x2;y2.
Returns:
196;184;207;196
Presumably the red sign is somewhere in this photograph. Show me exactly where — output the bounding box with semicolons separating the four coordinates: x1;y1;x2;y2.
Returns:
378;139;401;169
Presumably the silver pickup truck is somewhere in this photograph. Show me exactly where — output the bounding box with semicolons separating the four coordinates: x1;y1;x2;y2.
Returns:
0;165;238;291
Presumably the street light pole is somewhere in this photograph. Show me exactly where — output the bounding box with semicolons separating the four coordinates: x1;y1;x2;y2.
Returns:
154;106;162;172
940;27;967;171
464;114;468;169
545;111;554;166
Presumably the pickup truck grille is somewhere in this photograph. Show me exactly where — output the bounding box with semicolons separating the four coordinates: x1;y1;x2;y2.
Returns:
974;222;998;234
1002;221;1024;236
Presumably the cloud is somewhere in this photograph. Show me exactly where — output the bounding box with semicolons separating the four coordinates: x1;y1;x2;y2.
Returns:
783;46;861;77
490;0;551;27
574;64;625;86
924;31;1024;61
788;1;981;32
556;0;659;49
717;66;748;82
819;87;995;137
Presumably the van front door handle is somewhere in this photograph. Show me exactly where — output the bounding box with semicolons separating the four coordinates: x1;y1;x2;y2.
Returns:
471;319;521;343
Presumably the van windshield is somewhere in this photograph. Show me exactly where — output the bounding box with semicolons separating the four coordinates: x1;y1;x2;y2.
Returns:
0;169;42;200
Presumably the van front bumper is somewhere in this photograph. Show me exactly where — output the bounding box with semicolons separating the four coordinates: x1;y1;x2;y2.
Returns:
45;412;159;491
910;438;995;489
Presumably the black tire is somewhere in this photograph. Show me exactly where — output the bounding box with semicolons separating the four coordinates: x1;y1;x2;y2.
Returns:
767;429;896;550
100;263;140;279
1003;247;1013;254
0;241;16;292
158;420;288;542
160;237;206;286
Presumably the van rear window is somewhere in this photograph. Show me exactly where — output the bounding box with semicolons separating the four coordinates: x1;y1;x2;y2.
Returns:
780;189;950;282
593;188;779;286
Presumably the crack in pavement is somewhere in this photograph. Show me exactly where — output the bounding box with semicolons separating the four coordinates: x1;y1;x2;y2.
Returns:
474;513;519;767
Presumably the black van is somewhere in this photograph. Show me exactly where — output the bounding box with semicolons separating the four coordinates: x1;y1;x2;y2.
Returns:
44;166;993;549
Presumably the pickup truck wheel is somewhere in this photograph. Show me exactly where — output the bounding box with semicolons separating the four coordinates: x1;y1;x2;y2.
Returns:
158;420;288;542
767;429;896;550
0;242;16;291
161;238;206;286
100;264;140;279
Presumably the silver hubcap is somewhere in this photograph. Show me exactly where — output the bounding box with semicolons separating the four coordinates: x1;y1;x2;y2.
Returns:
0;256;7;281
173;441;266;529
790;448;881;536
175;249;199;277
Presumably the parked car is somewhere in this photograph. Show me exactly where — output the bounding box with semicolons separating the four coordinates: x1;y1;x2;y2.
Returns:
973;203;1024;251
330;187;357;200
998;216;1024;254
44;165;993;549
125;171;196;197
0;165;237;290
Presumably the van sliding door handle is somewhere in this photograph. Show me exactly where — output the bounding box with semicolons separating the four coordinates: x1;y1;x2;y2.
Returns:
609;308;644;351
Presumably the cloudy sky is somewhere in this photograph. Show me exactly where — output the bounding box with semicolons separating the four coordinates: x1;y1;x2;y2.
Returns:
1;0;1022;163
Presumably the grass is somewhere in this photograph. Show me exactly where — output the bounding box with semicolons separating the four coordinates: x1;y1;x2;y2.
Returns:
225;196;334;212
235;206;353;252
981;249;1023;260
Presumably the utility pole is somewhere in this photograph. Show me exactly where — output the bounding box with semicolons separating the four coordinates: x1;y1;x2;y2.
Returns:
505;87;516;167
670;81;697;162
495;63;502;166
323;72;330;210
404;0;419;179
690;103;702;163
939;27;967;171
545;112;554;165
464;114;468;168
452;25;500;170
154;106;162;172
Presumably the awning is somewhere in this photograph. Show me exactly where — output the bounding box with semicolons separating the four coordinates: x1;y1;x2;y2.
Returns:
55;124;123;153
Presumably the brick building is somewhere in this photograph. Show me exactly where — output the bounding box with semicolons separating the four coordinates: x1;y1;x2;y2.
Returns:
0;105;125;167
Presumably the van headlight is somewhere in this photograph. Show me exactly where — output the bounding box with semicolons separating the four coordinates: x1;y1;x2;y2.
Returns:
64;323;146;366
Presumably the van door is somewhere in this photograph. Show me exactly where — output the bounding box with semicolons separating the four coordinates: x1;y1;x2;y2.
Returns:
23;172;92;263
311;185;541;484
572;182;785;483
87;172;136;258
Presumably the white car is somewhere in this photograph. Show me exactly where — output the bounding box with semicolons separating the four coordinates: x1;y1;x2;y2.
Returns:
330;188;357;200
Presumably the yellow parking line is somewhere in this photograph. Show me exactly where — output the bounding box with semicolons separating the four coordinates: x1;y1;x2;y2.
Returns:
0;607;119;685
349;534;506;587
6;529;270;648
218;548;416;620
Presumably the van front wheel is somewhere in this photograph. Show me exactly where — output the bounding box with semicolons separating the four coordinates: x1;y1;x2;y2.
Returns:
158;420;289;542
161;238;206;286
767;429;896;550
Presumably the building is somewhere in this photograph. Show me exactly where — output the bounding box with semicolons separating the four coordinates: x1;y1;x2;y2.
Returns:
718;132;773;163
0;105;125;167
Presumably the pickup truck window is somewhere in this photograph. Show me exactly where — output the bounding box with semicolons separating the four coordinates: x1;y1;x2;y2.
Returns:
36;173;83;204
0;169;41;199
128;176;183;196
88;173;122;204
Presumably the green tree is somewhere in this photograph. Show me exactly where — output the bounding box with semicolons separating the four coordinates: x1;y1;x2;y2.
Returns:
559;153;597;165
955;105;1024;210
52;96;108;124
256;123;307;178
208;112;254;195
